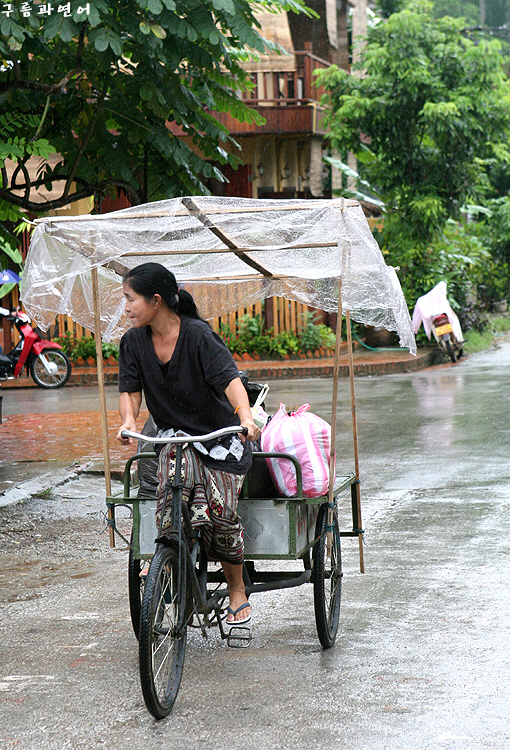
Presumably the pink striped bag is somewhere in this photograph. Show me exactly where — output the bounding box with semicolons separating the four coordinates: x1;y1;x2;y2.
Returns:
260;403;332;498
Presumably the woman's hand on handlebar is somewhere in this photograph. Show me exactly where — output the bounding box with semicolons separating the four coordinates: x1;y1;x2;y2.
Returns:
116;420;137;445
239;417;261;443
117;392;142;445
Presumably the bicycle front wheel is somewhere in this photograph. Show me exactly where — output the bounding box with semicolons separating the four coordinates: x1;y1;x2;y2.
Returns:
139;545;187;719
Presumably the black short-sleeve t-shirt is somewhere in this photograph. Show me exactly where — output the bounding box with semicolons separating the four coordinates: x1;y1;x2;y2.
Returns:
118;316;251;475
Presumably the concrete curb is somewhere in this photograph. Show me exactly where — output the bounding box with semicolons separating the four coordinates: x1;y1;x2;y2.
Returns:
0;462;92;507
0;367;120;389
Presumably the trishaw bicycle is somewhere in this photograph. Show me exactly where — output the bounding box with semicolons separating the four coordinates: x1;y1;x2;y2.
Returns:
109;424;358;720
22;194;416;720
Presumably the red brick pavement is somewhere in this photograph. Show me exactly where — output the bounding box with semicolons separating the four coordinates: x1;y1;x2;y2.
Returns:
0;347;438;483
0;409;150;474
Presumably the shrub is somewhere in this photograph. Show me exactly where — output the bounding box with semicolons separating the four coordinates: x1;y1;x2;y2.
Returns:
101;341;120;360
54;333;119;363
73;336;97;361
54;330;75;357
268;330;300;358
218;310;336;358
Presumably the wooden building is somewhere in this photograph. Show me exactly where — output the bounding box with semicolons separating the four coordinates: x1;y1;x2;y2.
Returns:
169;1;367;200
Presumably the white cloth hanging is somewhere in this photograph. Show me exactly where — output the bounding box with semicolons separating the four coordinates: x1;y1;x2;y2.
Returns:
412;281;463;341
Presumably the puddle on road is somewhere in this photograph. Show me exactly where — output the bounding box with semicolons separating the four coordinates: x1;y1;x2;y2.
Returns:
0;554;99;603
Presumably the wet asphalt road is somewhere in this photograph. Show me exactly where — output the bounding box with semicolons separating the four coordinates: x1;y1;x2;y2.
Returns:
1;341;510;749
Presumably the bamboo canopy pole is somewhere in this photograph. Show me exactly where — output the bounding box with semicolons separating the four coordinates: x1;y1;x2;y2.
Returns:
346;309;364;573
120;241;339;256
327;278;343;556
182;197;274;277
91;265;115;548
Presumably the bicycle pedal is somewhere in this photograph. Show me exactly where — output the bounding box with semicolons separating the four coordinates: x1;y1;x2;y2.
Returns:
226;626;252;648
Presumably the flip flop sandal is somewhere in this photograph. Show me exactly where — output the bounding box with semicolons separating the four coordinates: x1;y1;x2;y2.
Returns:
226;603;252;626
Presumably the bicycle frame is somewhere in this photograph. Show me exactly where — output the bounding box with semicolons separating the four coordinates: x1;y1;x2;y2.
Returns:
132;429;254;643
156;443;226;635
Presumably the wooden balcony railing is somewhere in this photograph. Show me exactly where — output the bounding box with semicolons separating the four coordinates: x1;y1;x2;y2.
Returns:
240;50;331;106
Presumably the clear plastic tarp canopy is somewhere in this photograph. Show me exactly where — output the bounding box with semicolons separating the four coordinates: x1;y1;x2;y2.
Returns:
21;196;416;354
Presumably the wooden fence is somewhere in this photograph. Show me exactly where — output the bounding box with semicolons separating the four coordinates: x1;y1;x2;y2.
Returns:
211;298;310;336
6;290;312;349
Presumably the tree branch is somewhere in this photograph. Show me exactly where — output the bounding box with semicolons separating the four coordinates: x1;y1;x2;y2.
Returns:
0;69;82;96
0;179;140;214
62;76;109;202
13;58;22;82
13;173;88;191
76;26;85;68
11;158;31;203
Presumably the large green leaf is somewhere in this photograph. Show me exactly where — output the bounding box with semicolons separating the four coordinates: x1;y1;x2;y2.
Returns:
0;0;308;212
0;283;16;299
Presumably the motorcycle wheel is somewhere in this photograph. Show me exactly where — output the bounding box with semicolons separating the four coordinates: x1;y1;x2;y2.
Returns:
30;350;72;388
445;340;457;363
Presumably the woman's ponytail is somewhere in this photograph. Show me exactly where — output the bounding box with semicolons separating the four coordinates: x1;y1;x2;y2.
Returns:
175;288;200;319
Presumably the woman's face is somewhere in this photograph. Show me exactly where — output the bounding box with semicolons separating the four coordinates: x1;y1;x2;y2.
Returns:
123;283;157;327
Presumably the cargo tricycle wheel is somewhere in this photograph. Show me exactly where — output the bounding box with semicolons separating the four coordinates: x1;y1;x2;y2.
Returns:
128;531;144;641
312;502;342;648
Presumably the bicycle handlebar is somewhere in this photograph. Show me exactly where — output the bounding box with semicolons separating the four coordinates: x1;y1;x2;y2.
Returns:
121;425;248;444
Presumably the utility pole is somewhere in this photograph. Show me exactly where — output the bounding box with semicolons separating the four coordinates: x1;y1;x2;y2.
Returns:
480;0;486;24
346;0;367;192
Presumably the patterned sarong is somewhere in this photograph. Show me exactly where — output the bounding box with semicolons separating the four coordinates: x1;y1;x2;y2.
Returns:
156;443;245;564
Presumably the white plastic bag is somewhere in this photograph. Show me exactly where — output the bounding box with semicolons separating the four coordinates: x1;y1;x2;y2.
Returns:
250;384;269;429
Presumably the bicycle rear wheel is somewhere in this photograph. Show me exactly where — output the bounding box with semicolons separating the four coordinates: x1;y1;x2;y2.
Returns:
139;545;187;719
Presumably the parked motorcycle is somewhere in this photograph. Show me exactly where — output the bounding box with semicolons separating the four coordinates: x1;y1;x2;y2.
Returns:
430;312;463;363
412;281;464;364
0;307;72;388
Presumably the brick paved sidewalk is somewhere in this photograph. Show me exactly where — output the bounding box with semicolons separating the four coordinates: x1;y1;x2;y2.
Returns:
0;346;438;389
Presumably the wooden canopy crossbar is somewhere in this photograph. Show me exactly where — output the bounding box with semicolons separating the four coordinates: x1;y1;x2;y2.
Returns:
120;241;338;257
33;198;357;224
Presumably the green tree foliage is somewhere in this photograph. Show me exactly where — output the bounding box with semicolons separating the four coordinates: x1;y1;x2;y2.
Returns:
0;199;27;299
485;0;510;26
431;1;479;25
0;0;309;214
385;1;507;28
316;0;510;304
373;1;404;18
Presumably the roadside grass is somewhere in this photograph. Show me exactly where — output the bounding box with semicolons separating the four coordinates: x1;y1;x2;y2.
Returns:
31;487;54;500
463;314;510;354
